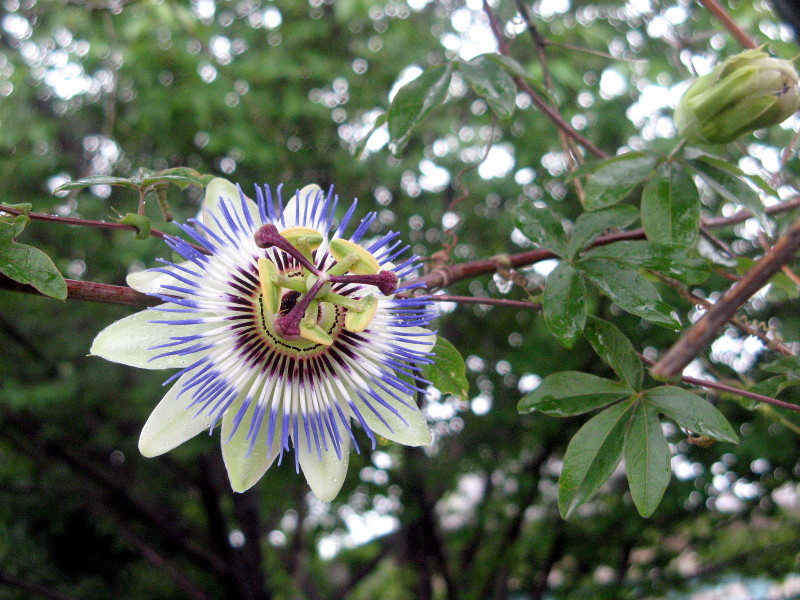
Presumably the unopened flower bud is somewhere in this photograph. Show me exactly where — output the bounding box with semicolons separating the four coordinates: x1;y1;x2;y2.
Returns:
674;49;800;144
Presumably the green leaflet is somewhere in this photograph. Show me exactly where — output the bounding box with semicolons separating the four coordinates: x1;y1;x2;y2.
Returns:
577;258;680;328
543;262;586;348
584;316;643;390
641;162;700;248
387;64;453;154
624;401;671;517
459;54;517;120
583;152;658;211
513;202;567;257
518;372;632;416
644;386;739;443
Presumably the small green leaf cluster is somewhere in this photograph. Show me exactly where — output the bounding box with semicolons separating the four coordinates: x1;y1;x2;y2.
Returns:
518;317;738;518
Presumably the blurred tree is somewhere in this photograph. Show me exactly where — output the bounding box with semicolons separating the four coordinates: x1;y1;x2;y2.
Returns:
2;1;800;599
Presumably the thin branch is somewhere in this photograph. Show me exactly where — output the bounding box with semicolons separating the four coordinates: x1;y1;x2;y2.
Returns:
651;216;800;379
640;354;800;413
0;204;209;254
482;1;609;159
697;0;757;49
0;274;159;307
429;294;541;310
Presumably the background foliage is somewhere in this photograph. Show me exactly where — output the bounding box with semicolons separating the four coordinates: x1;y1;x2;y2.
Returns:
3;0;800;598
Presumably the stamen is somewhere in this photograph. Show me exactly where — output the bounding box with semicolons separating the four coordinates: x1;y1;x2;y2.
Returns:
345;295;378;333
329;238;381;274
257;257;281;314
254;224;321;275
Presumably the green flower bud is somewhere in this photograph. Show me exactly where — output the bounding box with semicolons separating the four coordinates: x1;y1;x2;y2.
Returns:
674;49;800;144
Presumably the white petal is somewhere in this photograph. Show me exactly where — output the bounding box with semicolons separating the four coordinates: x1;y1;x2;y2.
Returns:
298;422;350;502
354;382;432;446
221;396;282;493
90;304;217;369
393;327;437;355
281;184;323;229
126;261;196;294
139;372;215;457
201;177;258;235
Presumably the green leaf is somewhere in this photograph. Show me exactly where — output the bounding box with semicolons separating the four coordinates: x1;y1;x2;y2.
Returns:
584;241;709;285
641;162;700;248
584;316;643;390
54;175;140;192
749;375;800;403
567;205;640;258
558;400;634;518
517;372;632;416
387;64;453;153
512;202;567;257
624;401;671;517
576;258;680;327
644;386;739;443
686;157;768;230
583;152;658;211
421;335;469;400
543;262;586;348
459;54;517;120
0;216;67;300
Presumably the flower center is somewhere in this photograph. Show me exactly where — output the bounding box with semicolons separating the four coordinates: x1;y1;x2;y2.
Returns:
254;224;398;346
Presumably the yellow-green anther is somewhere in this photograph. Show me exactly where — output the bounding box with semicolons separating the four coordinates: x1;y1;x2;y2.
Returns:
675;48;800;145
329;238;381;275
281;226;324;250
345;295;378;333
299;301;333;345
257;257;281;314
327;252;361;276
299;320;334;346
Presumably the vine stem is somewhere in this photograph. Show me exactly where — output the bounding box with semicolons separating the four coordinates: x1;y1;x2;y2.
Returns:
0;204;209;254
640;355;800;414
651;215;800;379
